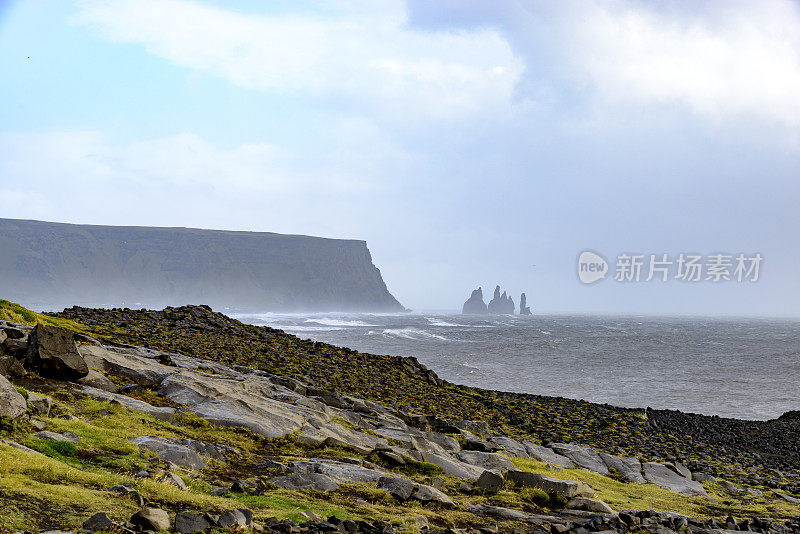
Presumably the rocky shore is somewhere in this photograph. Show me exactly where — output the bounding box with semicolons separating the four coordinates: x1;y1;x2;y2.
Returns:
0;301;797;533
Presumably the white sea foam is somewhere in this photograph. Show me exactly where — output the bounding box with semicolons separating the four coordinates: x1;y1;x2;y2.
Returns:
304;318;378;327
364;328;449;341
425;317;469;327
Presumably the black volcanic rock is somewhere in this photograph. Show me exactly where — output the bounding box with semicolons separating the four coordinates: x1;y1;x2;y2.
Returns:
25;324;88;380
0;218;403;312
462;287;487;314
487;286;515;314
519;293;531;315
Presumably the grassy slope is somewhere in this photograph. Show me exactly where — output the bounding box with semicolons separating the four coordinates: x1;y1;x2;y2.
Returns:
0;299;89;332
50;304;785;485
1;299;799;531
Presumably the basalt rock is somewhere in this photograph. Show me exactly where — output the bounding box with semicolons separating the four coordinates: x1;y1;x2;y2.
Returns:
487;286;515;314
462;287;488;314
25;324;88;380
520;292;532;315
0;375;27;419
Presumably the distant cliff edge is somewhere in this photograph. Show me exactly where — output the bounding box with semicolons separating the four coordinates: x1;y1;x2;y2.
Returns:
0;218;404;312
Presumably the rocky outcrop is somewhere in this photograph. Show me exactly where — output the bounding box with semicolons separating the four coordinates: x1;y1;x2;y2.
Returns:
25;324;88;380
487;286;515;314
462;288;487;314
0;374;27;418
0;218;403;312
520;292;531;315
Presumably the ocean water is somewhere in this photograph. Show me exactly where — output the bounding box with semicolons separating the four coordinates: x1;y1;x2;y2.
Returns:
235;312;800;421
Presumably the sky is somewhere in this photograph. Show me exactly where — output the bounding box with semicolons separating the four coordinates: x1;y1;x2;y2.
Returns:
0;0;799;316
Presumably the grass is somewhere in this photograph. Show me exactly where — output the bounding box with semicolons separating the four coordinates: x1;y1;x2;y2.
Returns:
2;298;800;531
0;298;90;333
509;458;800;520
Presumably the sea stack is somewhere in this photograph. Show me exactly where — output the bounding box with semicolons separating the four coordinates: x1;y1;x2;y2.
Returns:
520;293;531;315
487;286;515;314
462;287;488;314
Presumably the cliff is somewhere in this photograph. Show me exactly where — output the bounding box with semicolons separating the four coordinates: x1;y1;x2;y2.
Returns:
0;218;403;312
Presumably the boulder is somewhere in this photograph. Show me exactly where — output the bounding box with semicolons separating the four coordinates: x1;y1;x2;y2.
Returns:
218;509;251;527
462;288;488;314
26;391;52;417
457;451;516;472
377;476;415;501
290;459;388;483
476;470;504;494
550;443;609;475
159;471;188;490
83;512;116;532
566;497;614;514
128;436;208;469
523;442;575;468
491;436;529;458
669;461;692;479
2;338;29;358
130;507;171;531
0;374;27;418
505;470;595;498
455;420;491;437
599;452;645;483
464;436;500;452
269;473;340;492
642;462;707;496
0;355;25;379
175;512;210;534
77;370;118;393
26;324;88;380
420;451;484;479
692;472;717;483
411;484;454;505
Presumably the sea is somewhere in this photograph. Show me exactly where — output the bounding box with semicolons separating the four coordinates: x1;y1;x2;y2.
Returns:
234;312;800;421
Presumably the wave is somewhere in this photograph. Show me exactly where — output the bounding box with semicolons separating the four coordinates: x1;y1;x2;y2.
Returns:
364;328;449;341
282;325;345;332
304;318;378;327
425;317;470;327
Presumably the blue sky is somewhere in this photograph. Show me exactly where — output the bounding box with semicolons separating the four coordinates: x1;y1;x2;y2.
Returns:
1;0;799;315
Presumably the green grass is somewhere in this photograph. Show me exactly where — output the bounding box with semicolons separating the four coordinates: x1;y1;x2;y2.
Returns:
0;298;90;333
509;457;800;519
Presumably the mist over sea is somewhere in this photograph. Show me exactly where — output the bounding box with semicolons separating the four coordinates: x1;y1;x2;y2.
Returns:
235;312;800;421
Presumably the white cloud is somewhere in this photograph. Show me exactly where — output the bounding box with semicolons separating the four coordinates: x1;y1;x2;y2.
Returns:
74;0;523;120
0;125;419;237
553;0;800;128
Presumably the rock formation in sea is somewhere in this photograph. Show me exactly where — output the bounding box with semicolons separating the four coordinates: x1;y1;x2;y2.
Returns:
462;287;488;314
520;293;531;315
487;286;515;314
462;285;526;314
0;218;403;312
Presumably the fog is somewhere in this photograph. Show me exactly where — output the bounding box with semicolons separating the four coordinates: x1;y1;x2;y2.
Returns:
1;0;799;316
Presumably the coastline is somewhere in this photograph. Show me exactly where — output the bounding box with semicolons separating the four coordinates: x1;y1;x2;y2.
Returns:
0;299;798;533
54;305;800;477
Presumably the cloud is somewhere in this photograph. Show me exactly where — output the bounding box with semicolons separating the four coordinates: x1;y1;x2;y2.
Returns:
73;0;523;119
408;0;800;131
568;0;800;128
0;121;426;241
